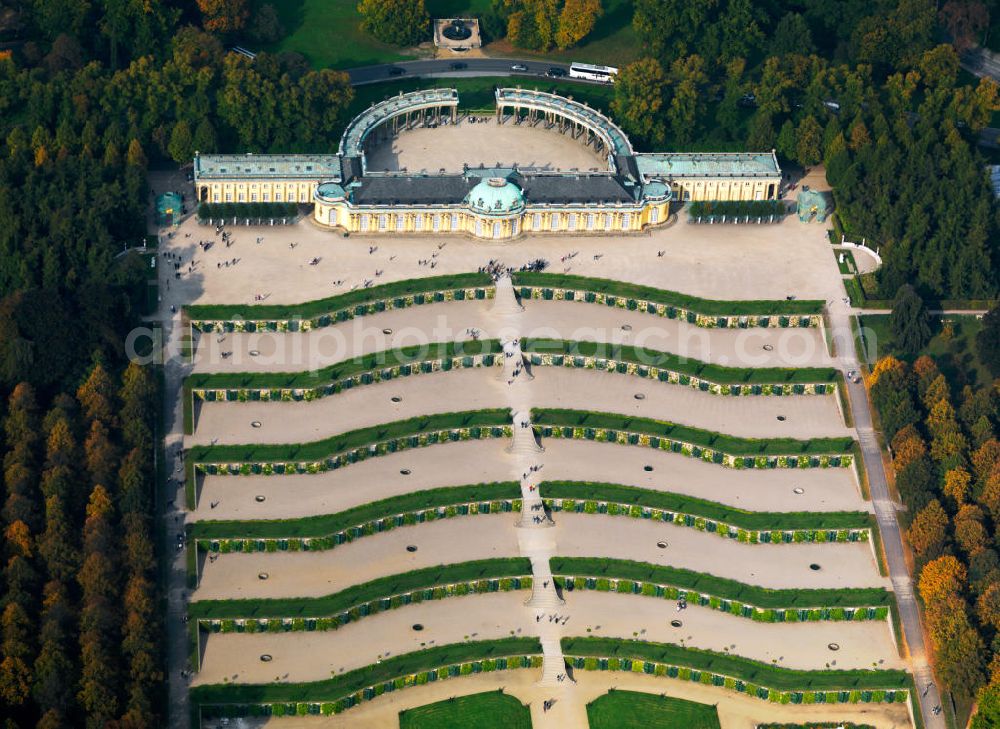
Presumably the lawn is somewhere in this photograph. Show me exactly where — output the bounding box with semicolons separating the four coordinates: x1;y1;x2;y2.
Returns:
483;0;640;67
857;314;992;388
399;690;532;729
262;0;634;70
348;76;616;116
189;558;530;619
531;408;855;457
191;637;542;704
587;690;720;729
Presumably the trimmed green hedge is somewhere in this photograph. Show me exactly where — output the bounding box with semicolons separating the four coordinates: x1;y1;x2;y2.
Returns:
561;637;910;691
550;557;891;610
532;409;854;457
190;483;521;540
540;481;871;532
198;202;297;221
190;409;511;464
191;637;542;704
510;272;822;316
187;340;503;391
190;558;531;620
522;339;837;385
186;272;492;322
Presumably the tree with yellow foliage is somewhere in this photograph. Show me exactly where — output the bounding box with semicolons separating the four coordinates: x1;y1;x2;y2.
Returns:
907;499;949;558
554;0;602;49
918;554;966;603
943;467;972;505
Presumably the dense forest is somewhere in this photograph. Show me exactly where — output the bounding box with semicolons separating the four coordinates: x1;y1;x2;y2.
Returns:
0;0;353;726
870;352;1000;721
0;0;997;725
595;0;1000;301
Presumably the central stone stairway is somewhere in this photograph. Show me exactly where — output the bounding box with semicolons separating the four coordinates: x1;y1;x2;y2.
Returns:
508;411;543;454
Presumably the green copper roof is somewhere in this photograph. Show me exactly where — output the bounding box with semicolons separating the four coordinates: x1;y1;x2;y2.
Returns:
634;152;781;179
466;178;524;214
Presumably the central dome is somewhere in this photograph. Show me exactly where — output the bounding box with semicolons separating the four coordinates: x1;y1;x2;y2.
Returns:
467;177;524;215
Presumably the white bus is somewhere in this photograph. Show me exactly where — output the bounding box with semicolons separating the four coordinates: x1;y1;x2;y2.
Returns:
569;62;618;83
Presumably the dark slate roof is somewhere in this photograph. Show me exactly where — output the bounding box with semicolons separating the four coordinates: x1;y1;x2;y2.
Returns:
348;171;637;207
351;175;476;206
519;175;637;205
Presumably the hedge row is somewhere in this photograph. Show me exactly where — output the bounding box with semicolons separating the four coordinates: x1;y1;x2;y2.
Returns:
190;483;521;541
550;557;890;612
191;558;531;623
191;637;541;705
198;202;298;221
567;652;908;706
190;409;512;470
543;494;870;544
532;409;854;466
186;272;493;326
561;637;911;692
539;481;871;532
510;271;822;318
521;339;838;387
195;497;520;554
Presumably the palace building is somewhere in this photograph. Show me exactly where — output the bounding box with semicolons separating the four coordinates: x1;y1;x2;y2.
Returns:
193;87;781;241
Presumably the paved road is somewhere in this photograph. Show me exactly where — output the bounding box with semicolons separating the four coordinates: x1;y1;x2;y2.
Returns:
830;304;945;729
347;58;584;86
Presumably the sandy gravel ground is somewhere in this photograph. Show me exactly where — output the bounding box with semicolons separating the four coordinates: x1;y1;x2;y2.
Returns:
195;590;899;686
194;515;520;601
192;438;865;524
365;118;606;173
191;367;848;446
160;209;841;313
192;299;833;373
203;668;911;729
554;514;885;590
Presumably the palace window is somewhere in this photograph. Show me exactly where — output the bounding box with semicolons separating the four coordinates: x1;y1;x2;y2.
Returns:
533;213;541;230
250;194;257;202
360;215;370;231
275;193;282;201
586;214;595;230
416;213;424;229
511;218;519;236
604;214;612;231
451;213;460;231
550;213;560;231
378;214;387;231
567;213;577;231
432;214;441;232
622;213;631;230
225;193;232;202
237;193;245;202
650;207;659;224
214;194;220;202
262;193;269;202
493;221;502;238
475;218;483;237
396;215;405;232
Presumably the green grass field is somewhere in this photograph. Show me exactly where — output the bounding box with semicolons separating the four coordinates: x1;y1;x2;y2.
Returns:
262;0;634;70
191;637;541;704
562;637;911;691
540;481;872;531
512;271;825;316
550;557;892;609
587;690;720;729
399;690;532;729
532;408;855;457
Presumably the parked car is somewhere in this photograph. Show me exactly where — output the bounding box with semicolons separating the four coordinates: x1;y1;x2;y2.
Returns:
511;64;528;72
387;67;406;76
546;67;566;78
450;62;467;70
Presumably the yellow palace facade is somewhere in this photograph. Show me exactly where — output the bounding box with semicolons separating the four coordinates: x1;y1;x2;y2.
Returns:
194;88;781;241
